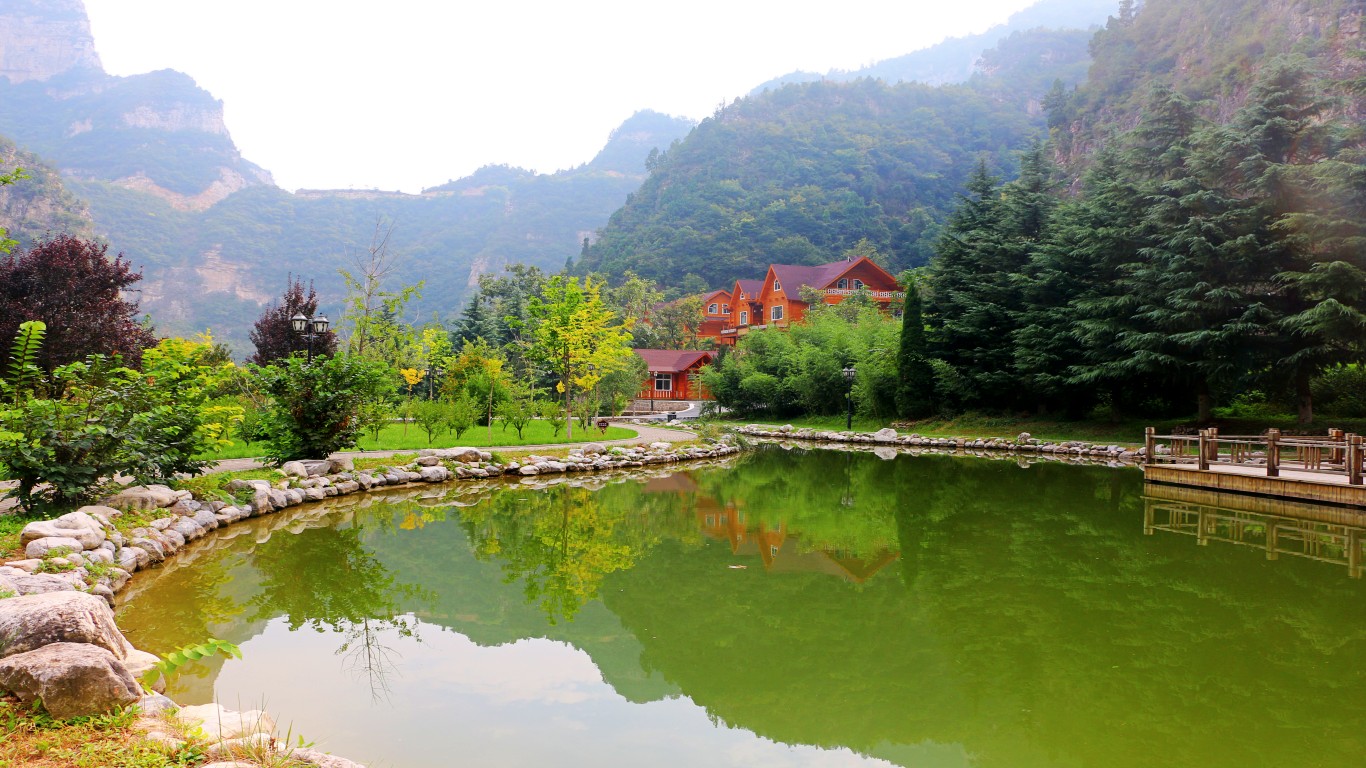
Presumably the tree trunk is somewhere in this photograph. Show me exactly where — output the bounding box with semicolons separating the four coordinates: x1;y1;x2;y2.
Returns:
1196;379;1212;424
1295;368;1313;426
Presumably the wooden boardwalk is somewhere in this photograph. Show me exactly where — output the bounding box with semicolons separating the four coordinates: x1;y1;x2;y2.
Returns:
1142;428;1366;509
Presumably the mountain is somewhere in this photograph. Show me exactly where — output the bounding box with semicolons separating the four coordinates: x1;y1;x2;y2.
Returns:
0;0;693;354
578;24;1094;288
1053;0;1366;161
63;109;693;353
750;0;1117;93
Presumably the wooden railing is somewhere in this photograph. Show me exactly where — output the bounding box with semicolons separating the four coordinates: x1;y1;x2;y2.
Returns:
637;388;696;401
1144;427;1366;485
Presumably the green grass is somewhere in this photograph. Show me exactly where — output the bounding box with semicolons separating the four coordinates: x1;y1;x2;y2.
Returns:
720;411;1366;448
198;421;642;461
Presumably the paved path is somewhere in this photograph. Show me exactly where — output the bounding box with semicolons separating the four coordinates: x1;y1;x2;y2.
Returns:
204;423;697;475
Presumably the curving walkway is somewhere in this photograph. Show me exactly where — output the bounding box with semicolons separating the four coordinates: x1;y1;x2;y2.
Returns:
203;423;697;475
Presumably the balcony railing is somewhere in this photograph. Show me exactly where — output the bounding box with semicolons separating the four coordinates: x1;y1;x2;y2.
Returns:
638;388;701;400
825;288;904;300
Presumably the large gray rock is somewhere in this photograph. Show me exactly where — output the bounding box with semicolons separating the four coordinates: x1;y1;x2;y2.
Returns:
20;511;106;550
418;466;449;482
420;446;482;463
291;748;370;768
0;590;130;660
873;428;899;441
24;536;86;560
581;442;607;455
0;642;141;719
0;568;85;597
177;703;276;740
100;484;184;511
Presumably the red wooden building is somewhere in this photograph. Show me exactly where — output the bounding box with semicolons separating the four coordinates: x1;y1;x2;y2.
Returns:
635;349;715;401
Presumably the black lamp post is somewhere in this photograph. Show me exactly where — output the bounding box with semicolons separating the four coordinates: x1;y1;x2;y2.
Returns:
291;312;330;363
842;365;856;431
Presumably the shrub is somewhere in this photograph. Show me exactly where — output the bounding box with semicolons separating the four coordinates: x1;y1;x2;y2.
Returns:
254;354;392;463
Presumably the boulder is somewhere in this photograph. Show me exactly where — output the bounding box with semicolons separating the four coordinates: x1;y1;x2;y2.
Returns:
415;456;441;467
177;703;276;740
0;569;85;597
291;748;370;768
329;457;355;473
20;511;106;550
122;648;165;693
171;518;205;542
100;484;182;511
0;590;130;660
0;643;141;719
581;442;606;456
873;428;899;441
279;461;310;478
649;442;672;451
419;466;448;482
24;536;86;560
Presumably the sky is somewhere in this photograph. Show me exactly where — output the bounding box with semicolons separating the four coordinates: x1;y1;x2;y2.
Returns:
83;0;1040;194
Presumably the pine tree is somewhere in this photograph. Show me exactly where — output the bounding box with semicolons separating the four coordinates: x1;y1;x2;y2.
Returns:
895;278;935;418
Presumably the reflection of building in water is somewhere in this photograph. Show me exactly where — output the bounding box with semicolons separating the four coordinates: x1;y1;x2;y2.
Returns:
643;474;899;583
1143;485;1366;578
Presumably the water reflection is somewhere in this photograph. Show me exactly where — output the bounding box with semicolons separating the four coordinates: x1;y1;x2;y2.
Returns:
1144;485;1366;577
115;447;1366;768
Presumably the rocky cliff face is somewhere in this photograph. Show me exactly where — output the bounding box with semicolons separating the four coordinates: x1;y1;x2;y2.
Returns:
0;0;102;84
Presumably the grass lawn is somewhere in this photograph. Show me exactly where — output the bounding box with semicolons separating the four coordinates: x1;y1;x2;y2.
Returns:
720;412;1366;448
0;697;207;768
202;420;641;461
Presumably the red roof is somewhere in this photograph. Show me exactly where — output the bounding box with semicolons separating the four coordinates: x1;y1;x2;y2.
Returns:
733;279;763;298
635;349;715;373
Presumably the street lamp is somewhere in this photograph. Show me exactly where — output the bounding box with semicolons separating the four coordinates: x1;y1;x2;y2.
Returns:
842;365;856;431
426;367;444;400
291;312;330;362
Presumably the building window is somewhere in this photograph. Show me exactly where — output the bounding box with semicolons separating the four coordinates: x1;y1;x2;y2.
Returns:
707;303;718;314
771;305;784;321
770;545;779;557
739;310;748;325
773;280;782;292
838;278;849;289
654;372;673;391
853;279;864;290
722;304;731;314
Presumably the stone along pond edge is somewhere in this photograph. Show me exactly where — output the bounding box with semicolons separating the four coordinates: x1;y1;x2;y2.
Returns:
0;439;743;768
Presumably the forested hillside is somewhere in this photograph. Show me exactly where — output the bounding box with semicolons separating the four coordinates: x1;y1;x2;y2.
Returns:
752;0;1114;91
578;25;1094;287
920;0;1366;423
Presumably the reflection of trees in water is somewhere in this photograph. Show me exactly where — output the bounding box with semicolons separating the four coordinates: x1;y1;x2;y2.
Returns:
456;482;697;623
247;515;432;701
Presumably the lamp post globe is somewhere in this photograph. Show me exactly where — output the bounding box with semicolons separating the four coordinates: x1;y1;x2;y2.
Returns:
841;366;856;430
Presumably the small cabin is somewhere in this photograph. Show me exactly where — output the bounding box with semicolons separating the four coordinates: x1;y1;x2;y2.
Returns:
635;349;715;400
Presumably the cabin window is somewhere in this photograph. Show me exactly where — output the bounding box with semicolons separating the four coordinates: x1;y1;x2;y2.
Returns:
739;310;748;325
773;280;781;292
770;545;779;557
722;304;731;314
771;305;784;321
707;303;718;314
654;372;673;391
838;278;848;289
853;279;864;290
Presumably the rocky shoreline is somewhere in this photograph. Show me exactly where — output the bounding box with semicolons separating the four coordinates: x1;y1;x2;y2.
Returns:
735;424;1142;464
0;438;741;768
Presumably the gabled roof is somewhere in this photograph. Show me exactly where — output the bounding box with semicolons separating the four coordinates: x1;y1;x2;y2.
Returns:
701;288;731;302
733;279;763;297
635;348;715;373
768;257;898;296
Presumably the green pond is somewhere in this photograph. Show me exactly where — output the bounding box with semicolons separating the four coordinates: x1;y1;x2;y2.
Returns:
115;445;1366;768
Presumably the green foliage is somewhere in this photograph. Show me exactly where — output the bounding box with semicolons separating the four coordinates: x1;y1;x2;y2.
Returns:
1310;365;1366;417
253;354;393;463
702;304;899;417
895;281;936;418
2;319;44;401
141;638;242;688
448;393;478;440
409;399;449;444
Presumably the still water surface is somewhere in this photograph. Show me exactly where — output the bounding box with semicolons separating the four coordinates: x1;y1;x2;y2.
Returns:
116;446;1366;767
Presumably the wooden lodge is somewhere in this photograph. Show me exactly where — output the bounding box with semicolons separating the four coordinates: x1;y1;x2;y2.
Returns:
717;256;903;346
634;349;714;401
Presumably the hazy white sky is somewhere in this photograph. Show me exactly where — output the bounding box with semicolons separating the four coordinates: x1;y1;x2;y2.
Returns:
83;0;1038;193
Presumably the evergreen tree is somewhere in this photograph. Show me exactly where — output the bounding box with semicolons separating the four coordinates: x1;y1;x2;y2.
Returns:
895;278;935;418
